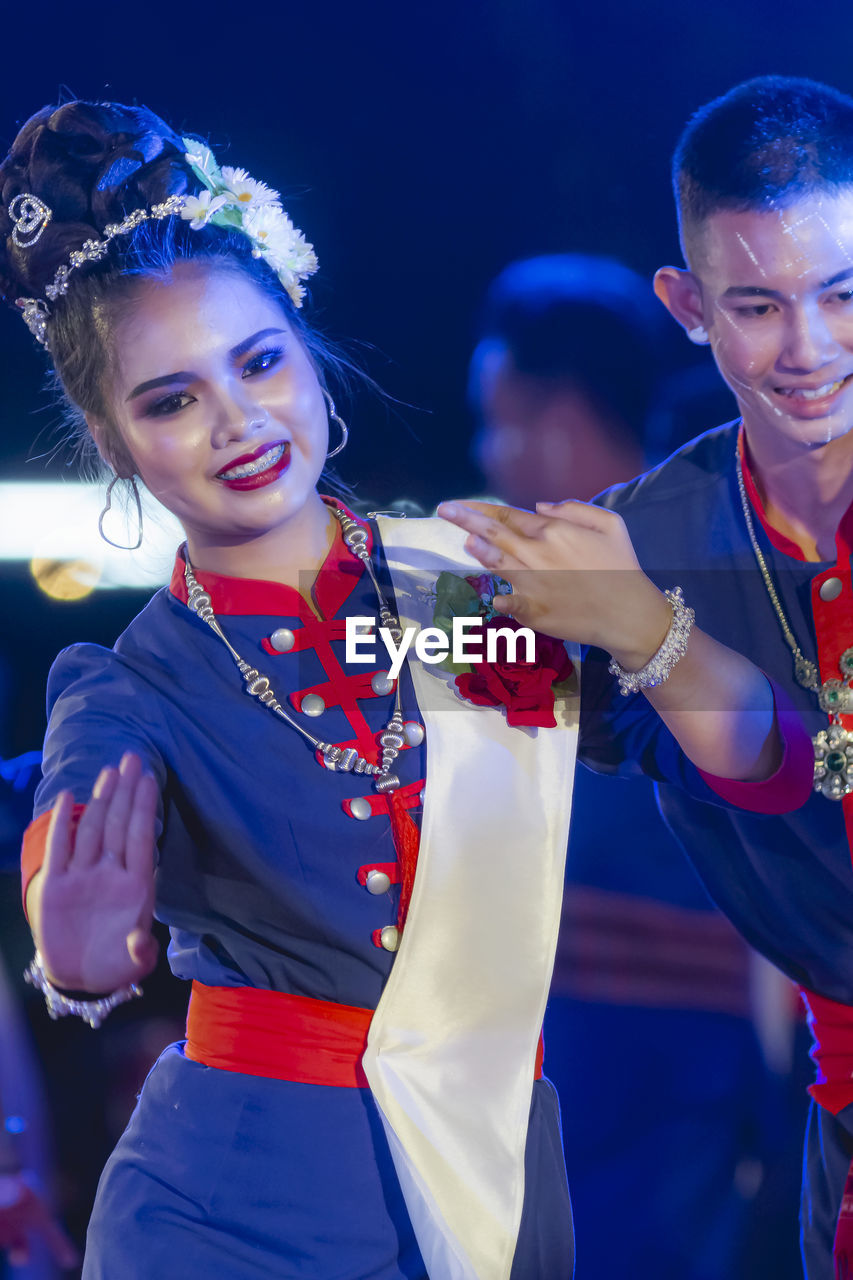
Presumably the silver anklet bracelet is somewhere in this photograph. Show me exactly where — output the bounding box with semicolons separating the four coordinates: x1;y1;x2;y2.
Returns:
608;586;695;697
24;951;142;1029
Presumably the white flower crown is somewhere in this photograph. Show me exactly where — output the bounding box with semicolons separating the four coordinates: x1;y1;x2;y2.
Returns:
10;137;319;349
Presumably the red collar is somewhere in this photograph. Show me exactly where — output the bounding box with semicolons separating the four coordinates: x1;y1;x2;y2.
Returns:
737;426;853;563
168;498;372;618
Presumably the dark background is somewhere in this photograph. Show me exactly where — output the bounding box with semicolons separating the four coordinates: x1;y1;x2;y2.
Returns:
0;0;850;738
4;0;853;753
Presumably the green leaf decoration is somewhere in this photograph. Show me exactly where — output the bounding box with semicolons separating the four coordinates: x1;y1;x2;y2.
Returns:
433;571;479;621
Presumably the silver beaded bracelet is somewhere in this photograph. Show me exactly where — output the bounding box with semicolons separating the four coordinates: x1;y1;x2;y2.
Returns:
608;586;695;697
24;951;142;1029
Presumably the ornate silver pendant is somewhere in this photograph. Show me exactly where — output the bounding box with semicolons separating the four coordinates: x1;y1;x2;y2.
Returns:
813;723;853;800
794;654;820;691
818;679;853;715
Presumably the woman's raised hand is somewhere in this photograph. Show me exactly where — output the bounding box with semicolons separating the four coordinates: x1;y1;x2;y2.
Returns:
30;753;159;994
437;499;671;669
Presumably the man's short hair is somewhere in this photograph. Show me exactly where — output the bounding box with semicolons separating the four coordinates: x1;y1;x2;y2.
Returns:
675;75;853;252
473;254;665;440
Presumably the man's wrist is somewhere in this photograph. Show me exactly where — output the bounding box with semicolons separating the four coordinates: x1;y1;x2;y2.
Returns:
607;584;672;672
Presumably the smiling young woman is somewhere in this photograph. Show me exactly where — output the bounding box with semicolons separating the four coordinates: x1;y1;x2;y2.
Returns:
0;99;810;1280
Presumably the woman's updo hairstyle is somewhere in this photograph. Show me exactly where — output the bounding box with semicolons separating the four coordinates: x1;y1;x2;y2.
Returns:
0;100;335;476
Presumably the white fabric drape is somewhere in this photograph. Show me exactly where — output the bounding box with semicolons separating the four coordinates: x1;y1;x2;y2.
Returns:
363;516;580;1280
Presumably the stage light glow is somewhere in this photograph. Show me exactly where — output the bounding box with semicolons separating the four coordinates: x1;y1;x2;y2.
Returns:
30;557;101;600
0;482;183;589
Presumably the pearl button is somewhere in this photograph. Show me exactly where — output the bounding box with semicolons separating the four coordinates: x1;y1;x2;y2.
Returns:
371;671;395;696
349;796;372;821
403;721;425;746
379;925;400;952
820;577;843;602
269;628;296;652
419;789;425;806
301;693;326;717
365;869;391;895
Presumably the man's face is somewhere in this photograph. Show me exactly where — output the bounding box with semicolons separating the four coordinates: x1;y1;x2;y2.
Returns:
691;190;853;451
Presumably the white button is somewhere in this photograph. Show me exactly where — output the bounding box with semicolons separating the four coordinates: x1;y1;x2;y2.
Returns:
301;693;325;717
403;721;425;746
419;789;425;806
365;869;391;894
349;797;372;821
270;628;296;652
820;577;843;602
380;925;400;952
371;671;395;696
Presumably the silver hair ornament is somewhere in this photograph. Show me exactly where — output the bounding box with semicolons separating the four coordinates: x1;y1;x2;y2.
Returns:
9;193;52;247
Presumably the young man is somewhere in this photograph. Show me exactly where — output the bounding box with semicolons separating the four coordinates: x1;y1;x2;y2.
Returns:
596;75;853;1278
468;254;794;1279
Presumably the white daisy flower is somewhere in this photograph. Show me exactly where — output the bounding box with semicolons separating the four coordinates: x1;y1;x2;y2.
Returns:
180;190;229;230
221;167;281;209
268;237;319;277
243;204;293;251
289;237;319;275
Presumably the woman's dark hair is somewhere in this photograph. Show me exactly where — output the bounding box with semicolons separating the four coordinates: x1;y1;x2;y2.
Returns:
0;100;345;478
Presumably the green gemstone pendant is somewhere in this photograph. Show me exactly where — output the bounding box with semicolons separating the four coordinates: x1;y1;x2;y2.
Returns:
814;725;853;800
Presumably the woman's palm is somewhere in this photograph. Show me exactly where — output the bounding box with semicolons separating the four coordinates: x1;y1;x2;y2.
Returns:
33;754;160;992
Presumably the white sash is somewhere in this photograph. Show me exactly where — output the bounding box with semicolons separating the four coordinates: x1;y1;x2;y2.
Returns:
362;516;580;1280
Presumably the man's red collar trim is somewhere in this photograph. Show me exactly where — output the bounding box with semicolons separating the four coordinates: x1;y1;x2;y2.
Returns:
737;426;853;562
168;498;372;617
736;428;807;562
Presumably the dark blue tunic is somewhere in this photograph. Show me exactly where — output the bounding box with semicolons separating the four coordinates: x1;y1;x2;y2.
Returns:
599;421;853;1279
32;511;788;1279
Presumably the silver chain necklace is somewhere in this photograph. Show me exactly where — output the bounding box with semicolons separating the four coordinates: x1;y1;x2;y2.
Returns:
183;506;406;793
735;448;853;800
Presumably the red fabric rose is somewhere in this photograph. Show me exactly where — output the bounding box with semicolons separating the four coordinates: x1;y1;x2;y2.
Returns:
464;573;496;598
454;617;574;728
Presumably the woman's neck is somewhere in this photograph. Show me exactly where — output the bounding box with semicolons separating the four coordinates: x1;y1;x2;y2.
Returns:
743;423;853;561
185;491;338;590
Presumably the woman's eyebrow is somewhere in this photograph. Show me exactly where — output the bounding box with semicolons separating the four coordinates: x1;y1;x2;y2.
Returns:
229;327;287;360
126;329;288;401
126;371;193;401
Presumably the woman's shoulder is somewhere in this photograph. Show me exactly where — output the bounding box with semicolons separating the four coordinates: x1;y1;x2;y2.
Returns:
47;587;179;705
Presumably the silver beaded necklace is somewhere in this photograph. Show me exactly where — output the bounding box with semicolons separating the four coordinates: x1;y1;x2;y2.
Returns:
735;448;853;800
183;506;406;794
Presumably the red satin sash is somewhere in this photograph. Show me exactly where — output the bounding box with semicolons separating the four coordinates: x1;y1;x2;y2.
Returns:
185;980;544;1088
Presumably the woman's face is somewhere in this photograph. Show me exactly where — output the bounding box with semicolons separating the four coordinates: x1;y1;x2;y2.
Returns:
97;262;329;553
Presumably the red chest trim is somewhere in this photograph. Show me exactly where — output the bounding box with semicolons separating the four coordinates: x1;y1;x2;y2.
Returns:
740;430;853;858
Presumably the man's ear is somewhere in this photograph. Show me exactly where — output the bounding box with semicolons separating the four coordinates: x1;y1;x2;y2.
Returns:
653;266;707;335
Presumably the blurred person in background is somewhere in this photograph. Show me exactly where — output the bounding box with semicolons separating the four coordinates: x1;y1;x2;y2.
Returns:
469;253;808;1280
0;753;77;1278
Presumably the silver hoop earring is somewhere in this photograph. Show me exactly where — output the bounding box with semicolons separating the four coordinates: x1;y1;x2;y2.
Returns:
323;389;349;459
687;325;709;345
98;476;143;551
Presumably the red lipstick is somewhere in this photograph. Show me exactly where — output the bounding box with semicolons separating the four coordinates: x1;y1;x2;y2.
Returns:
216;442;291;491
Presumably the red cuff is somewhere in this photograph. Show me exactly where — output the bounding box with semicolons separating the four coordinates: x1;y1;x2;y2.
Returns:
20;803;86;920
801;987;853;1115
697;678;813;815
